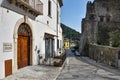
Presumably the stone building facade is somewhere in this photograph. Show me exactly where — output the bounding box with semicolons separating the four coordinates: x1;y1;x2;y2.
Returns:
81;0;120;55
0;0;63;79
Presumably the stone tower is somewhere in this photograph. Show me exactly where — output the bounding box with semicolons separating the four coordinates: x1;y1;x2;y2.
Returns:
82;0;120;45
82;1;98;44
80;0;120;55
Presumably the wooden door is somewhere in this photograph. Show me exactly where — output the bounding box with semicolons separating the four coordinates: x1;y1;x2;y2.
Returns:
17;23;32;69
5;59;12;77
18;36;30;69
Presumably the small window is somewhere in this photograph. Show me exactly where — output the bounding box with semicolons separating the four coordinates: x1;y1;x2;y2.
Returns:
48;0;51;17
57;39;59;49
57;10;59;24
118;51;120;59
106;7;109;12
89;14;95;20
106;16;111;22
99;16;104;22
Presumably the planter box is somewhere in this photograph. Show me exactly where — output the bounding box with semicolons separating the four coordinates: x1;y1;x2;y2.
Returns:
54;55;62;59
53;53;66;67
54;61;62;67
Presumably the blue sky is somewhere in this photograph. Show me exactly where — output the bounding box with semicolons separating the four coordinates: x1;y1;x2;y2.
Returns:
61;0;94;33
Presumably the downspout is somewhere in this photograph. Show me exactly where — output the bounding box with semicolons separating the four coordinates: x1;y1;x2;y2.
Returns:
56;4;58;54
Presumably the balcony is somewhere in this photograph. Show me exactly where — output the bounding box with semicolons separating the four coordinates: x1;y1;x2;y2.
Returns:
1;0;43;19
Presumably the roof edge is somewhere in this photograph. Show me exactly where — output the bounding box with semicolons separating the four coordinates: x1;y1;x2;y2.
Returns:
58;0;63;7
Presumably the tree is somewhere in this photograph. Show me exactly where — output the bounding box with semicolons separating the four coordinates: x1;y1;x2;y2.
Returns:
109;30;120;47
61;23;81;40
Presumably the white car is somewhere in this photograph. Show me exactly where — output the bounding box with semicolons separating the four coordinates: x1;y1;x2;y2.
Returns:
71;48;75;52
75;51;80;56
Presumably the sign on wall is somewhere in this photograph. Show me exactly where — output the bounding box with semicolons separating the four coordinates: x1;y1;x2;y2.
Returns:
64;41;70;49
3;43;12;52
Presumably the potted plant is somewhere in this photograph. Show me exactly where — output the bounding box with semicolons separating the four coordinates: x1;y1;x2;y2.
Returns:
54;53;64;59
54;61;62;67
42;58;48;64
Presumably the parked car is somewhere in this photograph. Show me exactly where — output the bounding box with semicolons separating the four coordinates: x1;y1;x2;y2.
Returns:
74;51;80;56
71;47;75;52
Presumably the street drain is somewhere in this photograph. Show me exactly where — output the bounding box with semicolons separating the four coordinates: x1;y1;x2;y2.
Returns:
72;75;79;78
33;69;50;72
34;69;42;72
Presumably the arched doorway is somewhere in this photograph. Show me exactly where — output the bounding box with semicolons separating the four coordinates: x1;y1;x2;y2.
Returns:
17;23;32;69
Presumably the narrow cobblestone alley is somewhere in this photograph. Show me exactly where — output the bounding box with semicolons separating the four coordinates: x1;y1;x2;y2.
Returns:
57;49;120;80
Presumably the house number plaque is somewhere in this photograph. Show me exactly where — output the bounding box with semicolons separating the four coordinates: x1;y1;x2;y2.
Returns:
3;43;12;52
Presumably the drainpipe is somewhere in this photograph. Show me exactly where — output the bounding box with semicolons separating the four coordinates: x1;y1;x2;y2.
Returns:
56;2;58;55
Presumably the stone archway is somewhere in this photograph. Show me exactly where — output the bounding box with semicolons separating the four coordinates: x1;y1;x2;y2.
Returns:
13;18;35;72
17;23;32;69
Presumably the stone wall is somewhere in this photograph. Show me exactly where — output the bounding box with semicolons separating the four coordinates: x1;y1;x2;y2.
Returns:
89;44;119;68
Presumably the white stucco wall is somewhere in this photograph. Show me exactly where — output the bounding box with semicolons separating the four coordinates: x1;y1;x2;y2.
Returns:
0;6;24;78
0;0;63;79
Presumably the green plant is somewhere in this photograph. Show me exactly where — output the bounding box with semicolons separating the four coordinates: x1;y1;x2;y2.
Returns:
109;30;120;47
97;25;110;45
54;61;62;67
43;58;48;62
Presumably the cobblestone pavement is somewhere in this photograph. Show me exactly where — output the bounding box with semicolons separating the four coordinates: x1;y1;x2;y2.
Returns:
2;65;62;80
57;49;120;80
